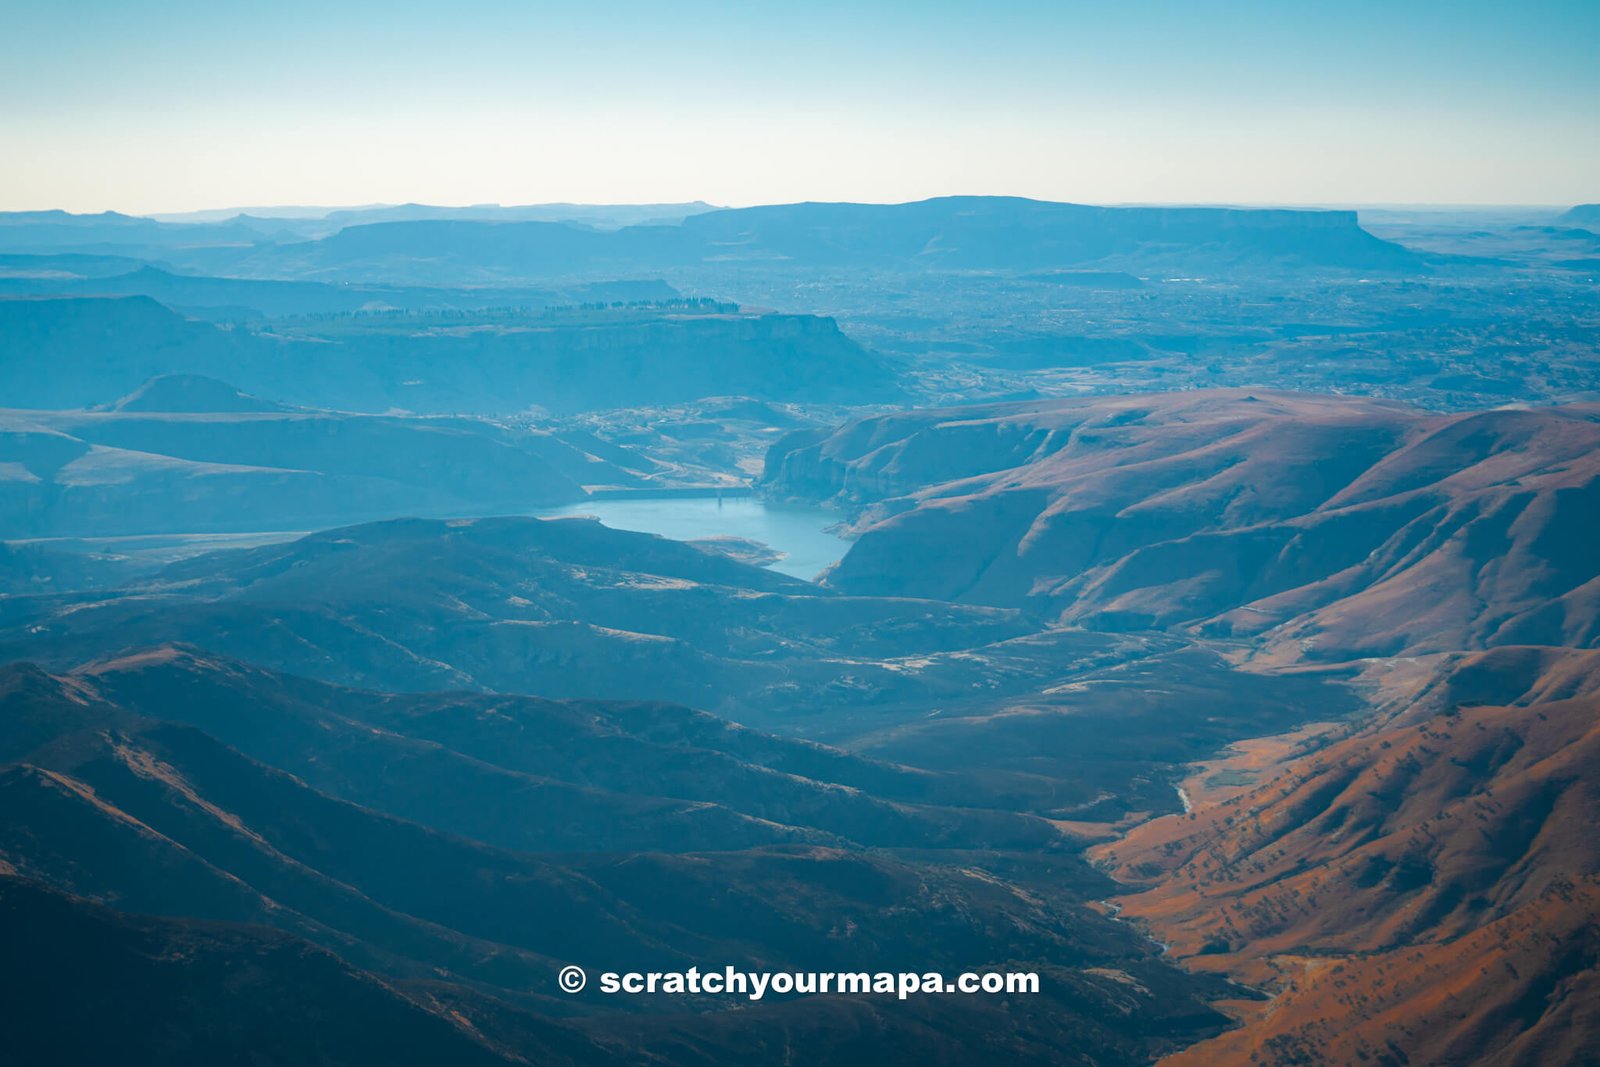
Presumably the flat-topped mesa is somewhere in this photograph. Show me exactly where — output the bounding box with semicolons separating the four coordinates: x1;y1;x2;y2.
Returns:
1100;205;1362;230
243;196;1421;277
677;197;1415;270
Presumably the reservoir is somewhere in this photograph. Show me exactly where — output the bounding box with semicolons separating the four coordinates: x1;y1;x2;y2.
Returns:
532;496;850;580
20;496;853;582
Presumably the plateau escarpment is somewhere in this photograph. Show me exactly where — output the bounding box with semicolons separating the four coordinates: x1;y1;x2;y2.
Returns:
0;296;899;413
671;198;1421;273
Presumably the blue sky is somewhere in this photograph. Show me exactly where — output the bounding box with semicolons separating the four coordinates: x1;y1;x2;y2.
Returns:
2;0;1595;212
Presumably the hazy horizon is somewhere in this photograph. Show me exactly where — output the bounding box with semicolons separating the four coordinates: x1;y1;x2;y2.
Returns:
19;197;1590;222
4;0;1596;214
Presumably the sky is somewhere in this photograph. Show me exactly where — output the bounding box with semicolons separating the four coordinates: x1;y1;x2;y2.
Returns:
2;0;1596;213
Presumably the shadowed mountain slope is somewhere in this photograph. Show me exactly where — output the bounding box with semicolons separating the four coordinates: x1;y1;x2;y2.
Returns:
0;652;1241;1064
0;874;545;1067
1;380;641;537
69;645;1060;851
0;870;1234;1067
0;658;1101;974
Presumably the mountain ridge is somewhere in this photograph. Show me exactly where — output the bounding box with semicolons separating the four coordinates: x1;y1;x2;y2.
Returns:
762;390;1600;663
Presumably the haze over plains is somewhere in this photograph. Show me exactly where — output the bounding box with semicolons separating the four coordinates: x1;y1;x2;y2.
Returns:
3;0;1597;213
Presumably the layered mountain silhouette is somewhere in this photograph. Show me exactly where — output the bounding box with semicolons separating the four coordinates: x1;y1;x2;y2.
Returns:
0;199;1423;281
70;645;1060;852
237;198;1421;283
0;649;1238;1065
0;514;1357;819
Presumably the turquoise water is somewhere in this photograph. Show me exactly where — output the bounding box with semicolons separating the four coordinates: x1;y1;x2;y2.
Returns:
532;497;850;580
23;498;851;581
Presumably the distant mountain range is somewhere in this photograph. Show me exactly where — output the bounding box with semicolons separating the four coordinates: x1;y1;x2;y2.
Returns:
148;200;722;231
0;197;1425;281
252;198;1426;280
